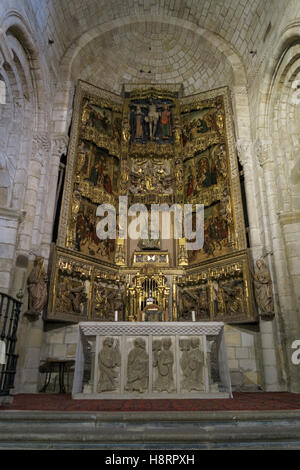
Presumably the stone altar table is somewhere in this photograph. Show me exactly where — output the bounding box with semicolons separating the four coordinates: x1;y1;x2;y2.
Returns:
72;322;232;399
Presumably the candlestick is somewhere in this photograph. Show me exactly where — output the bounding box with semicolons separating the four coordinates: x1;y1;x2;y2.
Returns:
192;310;195;322
114;310;118;322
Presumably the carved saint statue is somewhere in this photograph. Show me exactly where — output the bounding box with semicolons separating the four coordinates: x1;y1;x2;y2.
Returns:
126;338;149;393
144;99;159;140
98;337;121;392
252;258;275;319
153;337;175;393
26;256;48;319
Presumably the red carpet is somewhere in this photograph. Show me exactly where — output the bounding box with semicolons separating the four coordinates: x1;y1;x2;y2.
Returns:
1;392;300;412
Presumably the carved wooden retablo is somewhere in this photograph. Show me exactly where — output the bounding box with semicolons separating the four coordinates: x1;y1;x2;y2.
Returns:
46;81;257;324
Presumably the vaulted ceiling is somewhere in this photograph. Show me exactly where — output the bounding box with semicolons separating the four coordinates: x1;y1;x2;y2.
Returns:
24;0;288;95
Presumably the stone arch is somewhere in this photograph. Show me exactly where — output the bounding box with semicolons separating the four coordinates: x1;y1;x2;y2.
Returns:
0;10;52;293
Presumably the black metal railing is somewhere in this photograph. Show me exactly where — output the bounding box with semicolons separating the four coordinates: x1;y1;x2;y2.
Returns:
0;293;22;395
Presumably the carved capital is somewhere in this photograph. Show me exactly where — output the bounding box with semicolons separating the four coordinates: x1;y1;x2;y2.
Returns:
32;133;51;162
254;139;273;168
51;134;69;159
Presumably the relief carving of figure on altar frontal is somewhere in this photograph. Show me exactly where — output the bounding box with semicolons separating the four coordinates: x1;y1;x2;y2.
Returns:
129;98;174;144
153;337;175;393
180;337;205;392
126;338;149;393
98;337;121;392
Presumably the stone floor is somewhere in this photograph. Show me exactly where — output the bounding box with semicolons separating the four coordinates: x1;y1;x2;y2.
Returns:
1;392;300;411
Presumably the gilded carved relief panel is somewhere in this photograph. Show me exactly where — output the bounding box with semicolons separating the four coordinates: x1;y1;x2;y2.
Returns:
47;247;125;322
177;250;256;323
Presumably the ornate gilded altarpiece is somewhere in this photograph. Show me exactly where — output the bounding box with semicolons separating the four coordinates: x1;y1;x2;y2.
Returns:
47;80;257;323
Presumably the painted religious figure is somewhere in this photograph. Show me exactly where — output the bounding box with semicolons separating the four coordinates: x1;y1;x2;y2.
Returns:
181;97;224;146
188;202;231;264
129;98;174;143
135;104;144;139
160;104;172;139
75;202;115;261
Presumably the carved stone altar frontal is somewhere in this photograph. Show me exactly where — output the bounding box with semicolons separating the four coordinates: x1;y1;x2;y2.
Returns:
72;322;232;399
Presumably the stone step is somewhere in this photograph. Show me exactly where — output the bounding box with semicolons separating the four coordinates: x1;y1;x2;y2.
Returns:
0;410;300;449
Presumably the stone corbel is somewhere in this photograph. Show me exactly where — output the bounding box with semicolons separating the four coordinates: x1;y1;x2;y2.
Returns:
236;139;253;171
51;134;69;161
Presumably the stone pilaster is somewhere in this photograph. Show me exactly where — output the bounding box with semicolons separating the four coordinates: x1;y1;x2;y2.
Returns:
254;138;300;391
40;134;69;258
18;133;50;254
236;138;262;252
